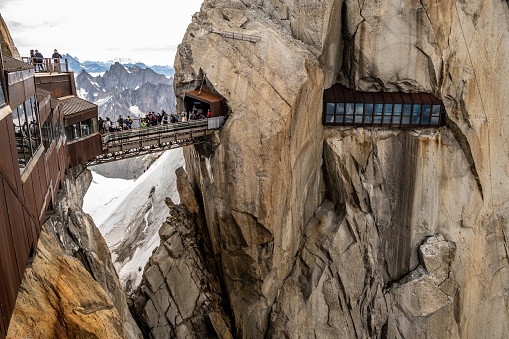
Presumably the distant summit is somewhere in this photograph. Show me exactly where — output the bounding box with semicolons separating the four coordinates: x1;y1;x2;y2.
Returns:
75;61;176;121
63;54;175;77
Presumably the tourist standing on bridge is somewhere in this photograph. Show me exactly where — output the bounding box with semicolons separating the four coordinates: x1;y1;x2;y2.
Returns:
162;113;168;124
126;116;133;129
207;109;211;118
150;112;157;126
117;115;124;130
98;117;104;134
156;113;162;125
104;118;112;132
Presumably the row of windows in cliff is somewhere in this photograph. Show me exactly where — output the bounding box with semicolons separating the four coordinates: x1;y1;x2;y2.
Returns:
323;84;444;128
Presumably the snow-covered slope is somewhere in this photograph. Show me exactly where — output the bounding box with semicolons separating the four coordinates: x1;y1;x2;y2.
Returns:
83;149;185;293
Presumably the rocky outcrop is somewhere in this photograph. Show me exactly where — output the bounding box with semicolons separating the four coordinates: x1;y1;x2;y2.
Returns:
6;224;128;339
0;14;20;59
133;188;232;339
169;0;509;338
7;167;142;338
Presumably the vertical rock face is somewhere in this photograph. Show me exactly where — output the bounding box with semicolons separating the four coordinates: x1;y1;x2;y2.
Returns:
7;167;142;339
165;0;509;337
0;14;20;59
133;170;232;339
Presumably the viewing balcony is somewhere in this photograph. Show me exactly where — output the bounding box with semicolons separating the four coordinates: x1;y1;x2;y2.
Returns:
21;57;69;74
20;57;76;99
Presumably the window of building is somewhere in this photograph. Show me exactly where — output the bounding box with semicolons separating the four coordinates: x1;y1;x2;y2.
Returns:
26;96;41;154
12;104;31;169
41;110;54;150
65;117;98;142
323;84;444;128
11;96;43;170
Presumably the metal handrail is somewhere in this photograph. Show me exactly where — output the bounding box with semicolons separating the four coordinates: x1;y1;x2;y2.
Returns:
102;120;208;147
209;29;261;43
22;57;69;73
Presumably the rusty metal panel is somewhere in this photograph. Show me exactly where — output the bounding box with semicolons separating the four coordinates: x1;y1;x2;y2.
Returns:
35;74;74;98
0;119;17;190
68;133;102;167
0;304;5;338
37;158;48;200
0;178;20;336
22;175;37;219
4;185;28;281
29;170;43;218
7;82;25;108
69;72;77;96
5;117;22;194
24;211;35;250
23;79;35;99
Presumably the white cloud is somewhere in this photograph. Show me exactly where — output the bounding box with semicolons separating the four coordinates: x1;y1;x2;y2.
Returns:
0;0;203;66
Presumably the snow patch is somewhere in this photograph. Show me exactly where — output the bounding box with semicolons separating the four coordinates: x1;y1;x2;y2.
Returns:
76;88;88;99
129;105;143;117
96;95;112;106
83;149;185;292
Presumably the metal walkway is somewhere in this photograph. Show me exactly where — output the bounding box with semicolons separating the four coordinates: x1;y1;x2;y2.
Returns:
88;117;225;166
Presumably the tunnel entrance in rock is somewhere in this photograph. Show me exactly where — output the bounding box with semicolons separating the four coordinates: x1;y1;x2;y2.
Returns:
323;84;444;128
184;86;225;118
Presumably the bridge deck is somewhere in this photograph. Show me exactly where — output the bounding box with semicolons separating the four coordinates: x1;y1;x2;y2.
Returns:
88;118;224;166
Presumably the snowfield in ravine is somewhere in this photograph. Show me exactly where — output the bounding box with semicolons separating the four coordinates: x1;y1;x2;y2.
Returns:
83;148;185;293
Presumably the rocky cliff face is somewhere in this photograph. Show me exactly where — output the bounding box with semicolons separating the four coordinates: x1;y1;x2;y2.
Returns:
7;167;142;339
154;0;509;338
133;183;232;338
0;13;19;59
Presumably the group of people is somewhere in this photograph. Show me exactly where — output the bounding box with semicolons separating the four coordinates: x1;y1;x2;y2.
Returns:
99;116;134;133
98;107;213;134
182;106;212;121
140;111;174;127
29;49;62;71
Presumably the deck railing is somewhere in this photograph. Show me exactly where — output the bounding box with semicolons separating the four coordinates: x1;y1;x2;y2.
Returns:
22;57;69;73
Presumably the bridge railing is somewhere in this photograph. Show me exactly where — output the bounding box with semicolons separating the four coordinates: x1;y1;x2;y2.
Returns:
102;120;208;146
22;57;69;73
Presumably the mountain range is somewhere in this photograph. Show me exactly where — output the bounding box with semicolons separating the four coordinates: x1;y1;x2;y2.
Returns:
64;54;175;77
75;61;176;121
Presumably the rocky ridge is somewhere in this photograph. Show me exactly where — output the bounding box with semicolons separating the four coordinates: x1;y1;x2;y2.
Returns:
154;0;509;338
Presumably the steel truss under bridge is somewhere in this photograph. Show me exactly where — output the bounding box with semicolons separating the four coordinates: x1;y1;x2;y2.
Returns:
87;117;224;166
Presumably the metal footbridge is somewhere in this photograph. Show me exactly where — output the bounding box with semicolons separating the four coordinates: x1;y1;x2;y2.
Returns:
88;117;225;166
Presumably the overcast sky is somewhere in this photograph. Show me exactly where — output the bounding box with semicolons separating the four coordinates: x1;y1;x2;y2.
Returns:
0;0;203;66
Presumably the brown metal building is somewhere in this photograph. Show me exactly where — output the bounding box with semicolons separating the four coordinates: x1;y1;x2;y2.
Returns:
60;96;101;166
184;87;225;117
0;53;72;338
0;51;101;338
